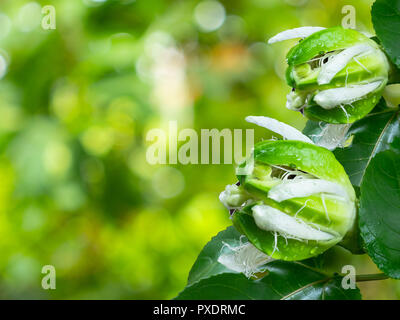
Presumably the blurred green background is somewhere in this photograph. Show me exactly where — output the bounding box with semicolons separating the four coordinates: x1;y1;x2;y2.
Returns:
0;0;398;299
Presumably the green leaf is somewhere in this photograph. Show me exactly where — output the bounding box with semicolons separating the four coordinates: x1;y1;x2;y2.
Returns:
304;101;400;187
178;228;361;300
187;226;243;286
335;109;400;187
359;150;400;278
176;260;361;300
372;0;400;68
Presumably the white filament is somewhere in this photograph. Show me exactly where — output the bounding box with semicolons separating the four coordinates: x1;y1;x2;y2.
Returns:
294;199;311;218
314;81;382;109
217;240;273;278
270;165;314;181
272;231;279;255
252;204;335;241
353;56;372;73
268;27;326;44
321;193;330;222
245;116;314;144
339;105;350;122
317;44;373;85
268;179;349;202
311;123;352;150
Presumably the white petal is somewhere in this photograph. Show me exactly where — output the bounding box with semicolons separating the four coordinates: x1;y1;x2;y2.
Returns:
312;123;352;150
314;81;383;109
286;91;306;110
218;241;272;278
268;179;349;202
268;27;326;44
245;116;314;144
252;205;334;241
318;44;373;85
219;184;247;209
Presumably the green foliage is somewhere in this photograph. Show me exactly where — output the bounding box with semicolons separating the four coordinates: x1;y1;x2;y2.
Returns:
359;150;400;278
177;227;361;300
304;100;400;187
2;0;400;300
187;227;242;286
181;0;400;300
335;106;400;187
372;0;400;68
177;268;361;300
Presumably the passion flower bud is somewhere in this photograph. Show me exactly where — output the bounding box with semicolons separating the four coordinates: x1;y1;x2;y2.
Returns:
220;136;356;261
269;26;391;124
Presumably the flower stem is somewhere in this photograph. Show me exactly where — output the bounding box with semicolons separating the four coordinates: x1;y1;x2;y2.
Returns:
355;273;389;282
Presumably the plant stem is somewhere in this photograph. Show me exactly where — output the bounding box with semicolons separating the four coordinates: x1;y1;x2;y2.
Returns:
355;273;389;282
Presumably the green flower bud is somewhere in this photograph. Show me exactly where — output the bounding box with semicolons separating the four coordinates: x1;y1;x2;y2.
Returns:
272;27;390;124
220;139;356;261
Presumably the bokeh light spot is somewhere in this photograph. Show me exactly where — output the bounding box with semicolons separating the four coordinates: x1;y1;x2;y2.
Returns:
194;1;226;32
0;53;9;79
17;2;41;32
151;166;185;199
81;126;115;156
0;13;11;39
44;142;72;178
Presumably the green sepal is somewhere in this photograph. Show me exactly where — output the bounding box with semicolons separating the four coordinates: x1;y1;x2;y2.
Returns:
230;140;357;261
287;27;369;66
232;205;338;261
303;84;386;124
250;140;355;199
